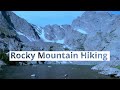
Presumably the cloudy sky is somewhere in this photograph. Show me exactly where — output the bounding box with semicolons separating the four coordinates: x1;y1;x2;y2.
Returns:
13;11;120;27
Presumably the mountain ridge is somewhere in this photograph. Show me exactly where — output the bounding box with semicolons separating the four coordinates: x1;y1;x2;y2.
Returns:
0;11;120;66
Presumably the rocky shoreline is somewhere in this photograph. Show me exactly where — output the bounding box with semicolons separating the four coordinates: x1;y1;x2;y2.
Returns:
91;61;120;78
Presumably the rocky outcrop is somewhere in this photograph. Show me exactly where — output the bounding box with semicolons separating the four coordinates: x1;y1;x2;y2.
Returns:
99;67;120;76
72;11;120;76
72;11;120;61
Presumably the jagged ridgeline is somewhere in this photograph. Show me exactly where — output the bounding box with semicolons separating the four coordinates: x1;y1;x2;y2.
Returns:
0;11;120;65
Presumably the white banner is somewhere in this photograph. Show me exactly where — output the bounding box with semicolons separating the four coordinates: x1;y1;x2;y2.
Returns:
9;51;110;61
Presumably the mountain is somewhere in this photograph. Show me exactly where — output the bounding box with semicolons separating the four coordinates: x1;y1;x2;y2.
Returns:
72;11;120;61
0;11;86;65
0;11;120;67
72;11;120;76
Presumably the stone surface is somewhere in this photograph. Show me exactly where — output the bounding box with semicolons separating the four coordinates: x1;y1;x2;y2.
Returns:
98;67;120;76
91;61;120;71
115;72;120;78
71;11;120;72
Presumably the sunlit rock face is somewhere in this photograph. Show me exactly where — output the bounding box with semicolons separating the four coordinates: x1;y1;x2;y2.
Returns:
72;11;120;60
71;11;120;66
61;24;86;50
44;24;65;41
36;24;86;51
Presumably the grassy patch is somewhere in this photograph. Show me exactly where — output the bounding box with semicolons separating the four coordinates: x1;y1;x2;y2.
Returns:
64;47;70;51
0;51;18;65
115;66;120;69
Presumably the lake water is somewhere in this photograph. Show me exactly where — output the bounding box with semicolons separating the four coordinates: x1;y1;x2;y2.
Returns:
0;64;113;79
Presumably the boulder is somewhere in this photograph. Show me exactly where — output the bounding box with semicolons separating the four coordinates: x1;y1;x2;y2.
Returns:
115;72;120;78
98;67;120;76
91;61;120;71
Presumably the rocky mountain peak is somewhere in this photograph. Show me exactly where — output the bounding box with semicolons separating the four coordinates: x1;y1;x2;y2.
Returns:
0;11;120;65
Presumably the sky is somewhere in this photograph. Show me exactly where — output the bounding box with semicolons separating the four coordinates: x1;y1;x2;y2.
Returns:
13;11;85;27
13;11;120;27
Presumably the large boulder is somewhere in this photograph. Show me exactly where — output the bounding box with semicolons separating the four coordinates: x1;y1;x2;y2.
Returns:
98;67;120;76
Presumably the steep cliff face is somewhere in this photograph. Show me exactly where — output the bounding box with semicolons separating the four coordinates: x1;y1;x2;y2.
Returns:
4;11;40;41
72;11;120;71
0;11;87;52
33;24;87;51
0;11;45;52
72;11;120;61
0;11;20;52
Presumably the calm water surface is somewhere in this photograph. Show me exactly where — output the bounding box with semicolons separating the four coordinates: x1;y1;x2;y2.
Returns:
0;64;114;79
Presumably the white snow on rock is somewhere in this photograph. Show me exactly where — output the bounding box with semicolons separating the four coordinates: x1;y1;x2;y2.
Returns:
56;39;64;44
76;29;88;34
34;25;55;43
31;74;36;77
33;25;65;44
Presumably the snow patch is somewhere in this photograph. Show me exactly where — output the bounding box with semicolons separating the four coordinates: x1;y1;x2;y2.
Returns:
77;29;88;34
33;25;65;44
63;44;72;50
17;31;24;36
56;39;64;44
40;29;55;43
73;26;88;34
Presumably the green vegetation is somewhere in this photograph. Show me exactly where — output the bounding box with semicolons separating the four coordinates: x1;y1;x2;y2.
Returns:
64;47;70;51
49;46;54;51
0;51;18;65
115;66;120;69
